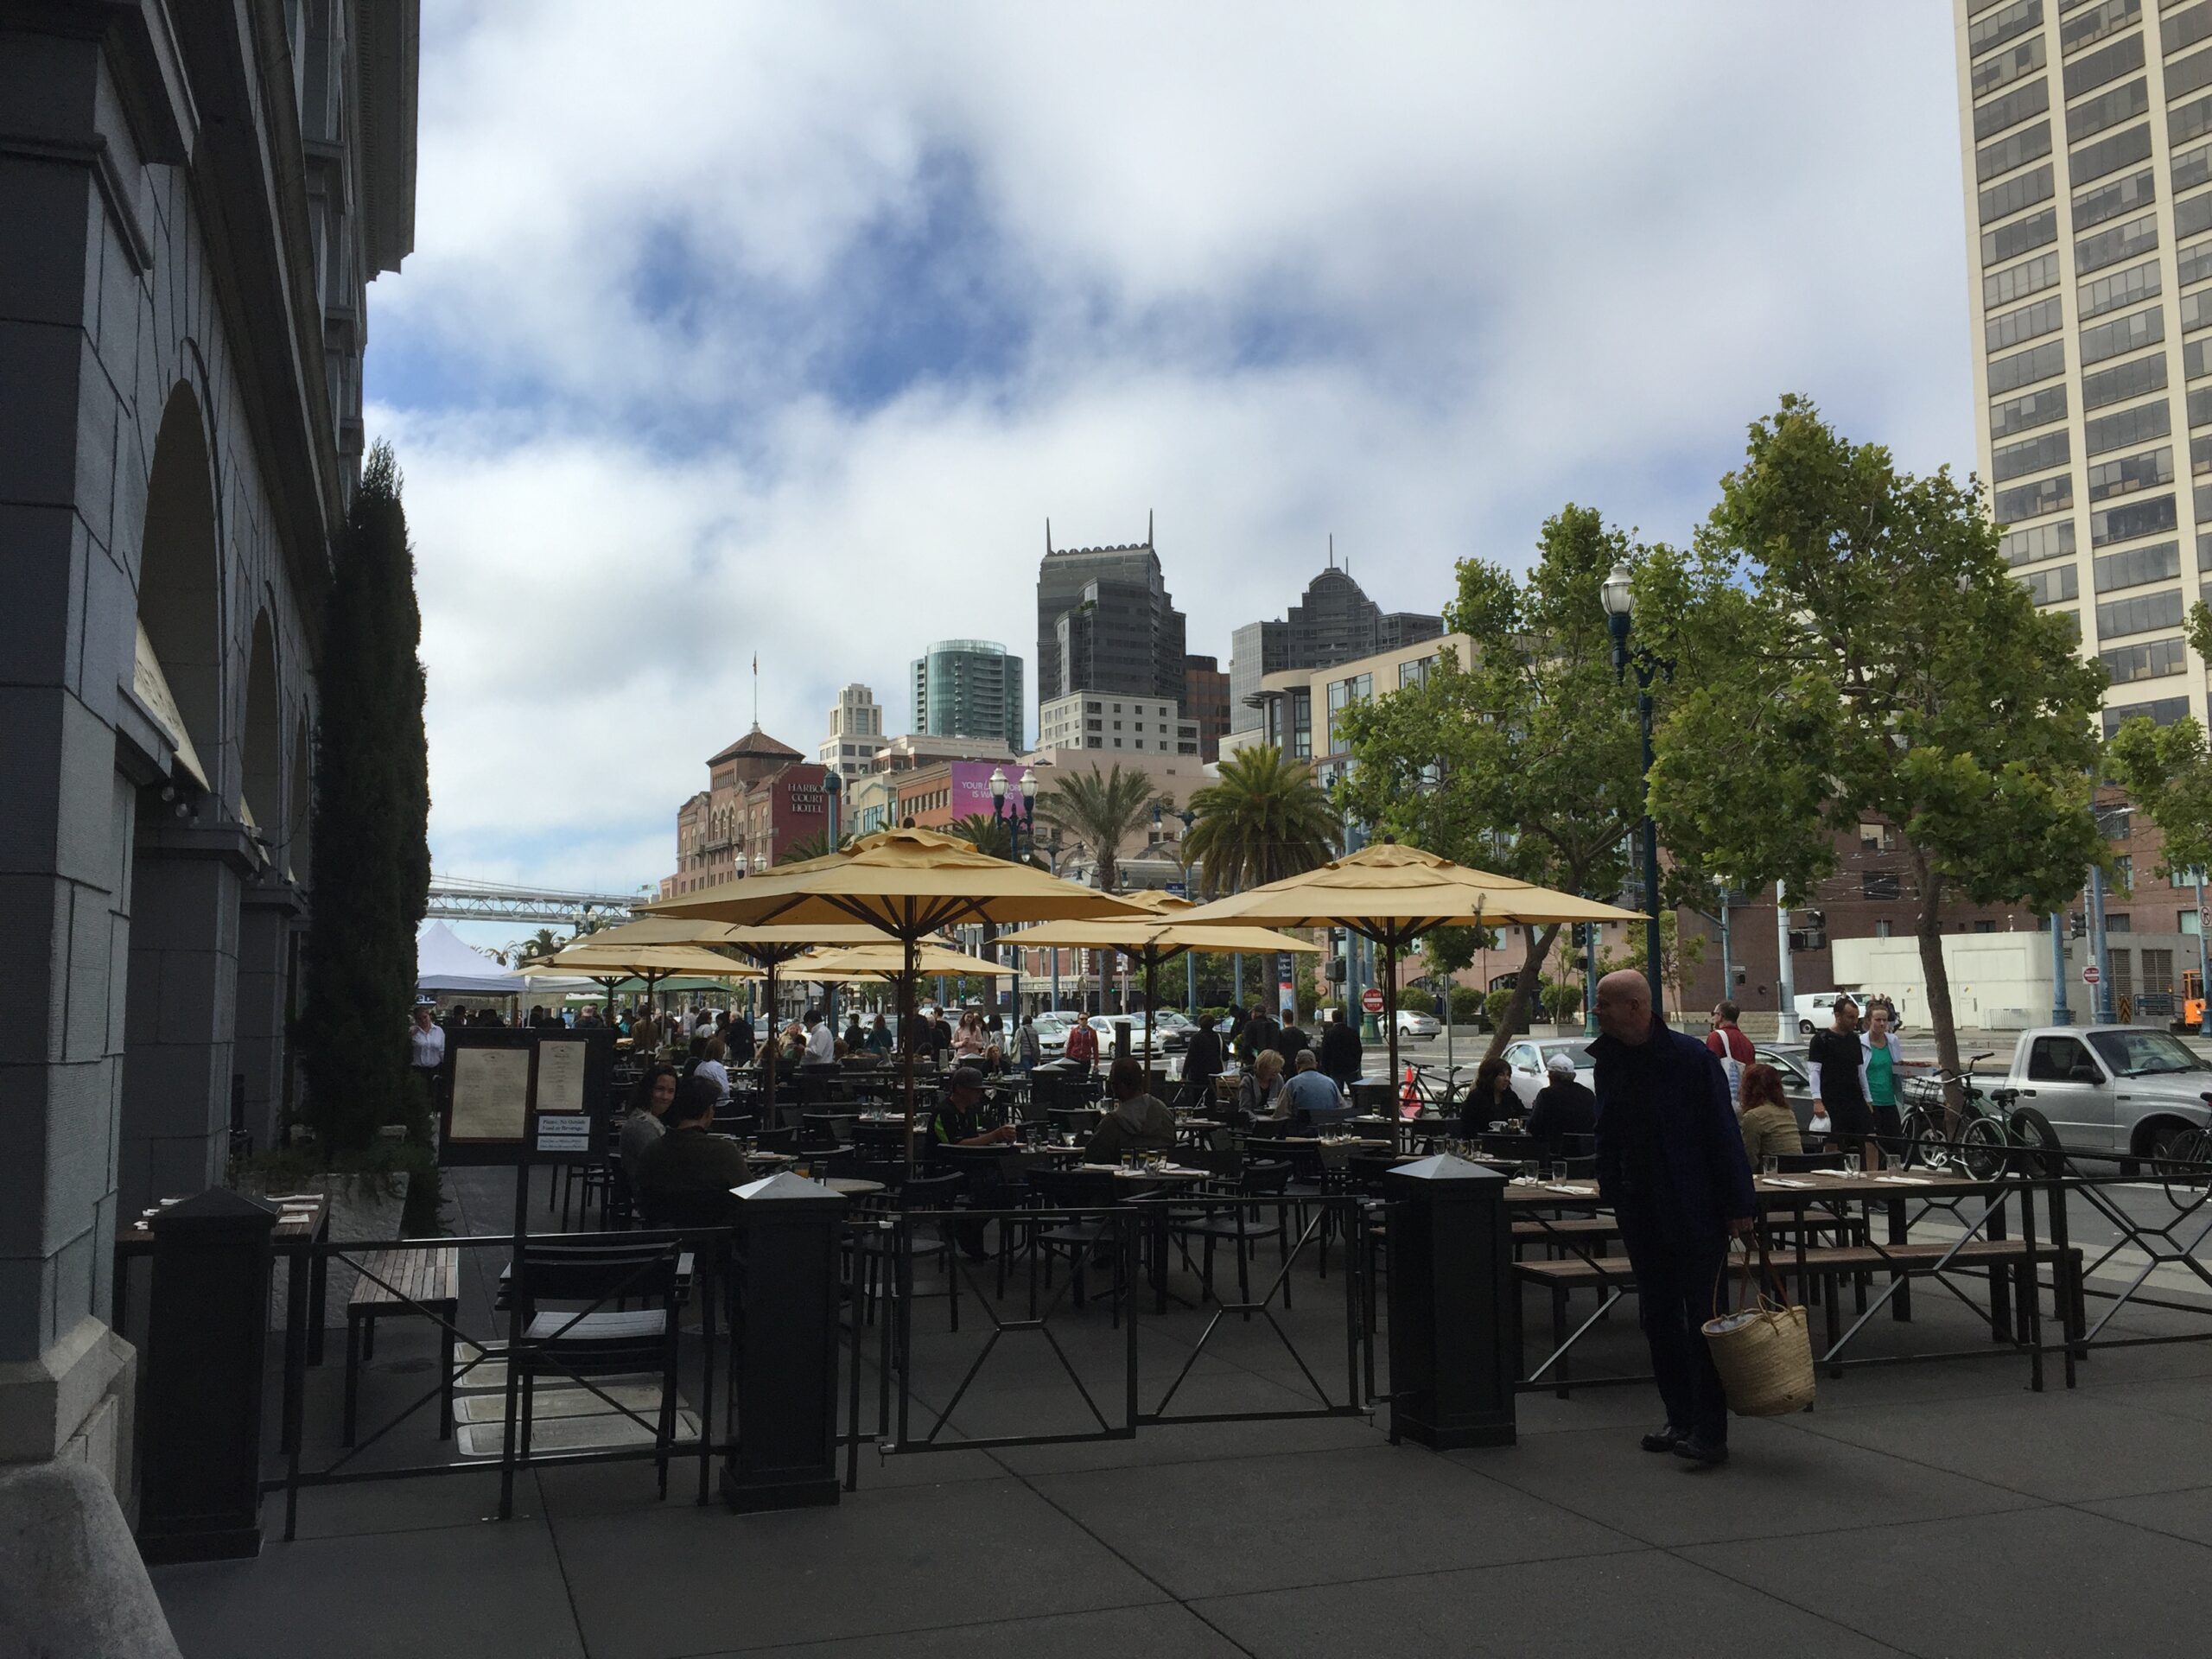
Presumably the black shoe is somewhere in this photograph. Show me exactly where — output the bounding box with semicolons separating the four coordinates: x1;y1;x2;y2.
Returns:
1673;1435;1729;1467
1640;1426;1686;1453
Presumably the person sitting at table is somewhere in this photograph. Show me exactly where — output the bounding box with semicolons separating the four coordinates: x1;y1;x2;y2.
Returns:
1459;1057;1517;1138
635;1075;748;1220
1083;1056;1178;1163
1274;1050;1351;1126
1527;1052;1598;1156
931;1065;1015;1260
1737;1063;1804;1166
1232;1049;1285;1124
693;1034;732;1108
620;1064;679;1190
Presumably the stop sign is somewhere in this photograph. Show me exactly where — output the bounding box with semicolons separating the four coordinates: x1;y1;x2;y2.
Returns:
2082;963;2102;985
1361;986;1385;1014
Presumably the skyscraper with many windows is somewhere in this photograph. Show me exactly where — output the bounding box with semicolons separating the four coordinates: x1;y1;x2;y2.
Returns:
911;639;1025;749
1955;0;2212;735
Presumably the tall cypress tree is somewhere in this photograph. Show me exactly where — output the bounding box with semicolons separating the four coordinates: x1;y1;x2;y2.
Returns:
296;442;431;1154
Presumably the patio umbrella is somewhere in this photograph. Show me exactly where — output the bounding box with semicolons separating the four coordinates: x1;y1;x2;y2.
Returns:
552;915;923;1105
1000;892;1319;1072
1174;842;1643;1096
792;942;1019;982
646;827;1144;1153
524;942;760;1015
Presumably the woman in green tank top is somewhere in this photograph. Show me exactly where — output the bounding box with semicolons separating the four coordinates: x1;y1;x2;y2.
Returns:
1864;1003;1901;1159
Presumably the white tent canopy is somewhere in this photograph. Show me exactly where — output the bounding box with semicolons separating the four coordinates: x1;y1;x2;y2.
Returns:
416;920;525;996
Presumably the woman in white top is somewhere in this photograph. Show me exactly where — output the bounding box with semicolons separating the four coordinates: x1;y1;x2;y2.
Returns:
693;1033;732;1107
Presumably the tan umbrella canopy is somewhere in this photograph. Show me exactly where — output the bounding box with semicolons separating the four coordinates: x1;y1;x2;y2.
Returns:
524;942;760;1014
562;915;933;1102
1175;842;1643;1090
1001;892;1320;1070
793;943;1018;982
646;827;1146;1141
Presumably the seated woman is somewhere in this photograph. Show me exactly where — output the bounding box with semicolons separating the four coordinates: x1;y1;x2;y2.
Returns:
1738;1062;1805;1166
1082;1056;1178;1163
1458;1057;1517;1139
1229;1049;1285;1127
692;1034;732;1108
620;1063;679;1189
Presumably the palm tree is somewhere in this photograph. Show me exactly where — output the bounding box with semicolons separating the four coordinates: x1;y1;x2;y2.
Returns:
777;830;853;865
944;813;1013;860
510;925;563;965
1037;764;1158;891
1185;746;1338;896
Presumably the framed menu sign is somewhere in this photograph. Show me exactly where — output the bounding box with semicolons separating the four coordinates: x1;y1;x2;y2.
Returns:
531;1030;613;1160
439;1028;533;1167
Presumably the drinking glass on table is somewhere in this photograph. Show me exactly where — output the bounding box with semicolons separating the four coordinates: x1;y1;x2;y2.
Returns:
1548;1160;1569;1183
1518;1160;1540;1184
1843;1150;1862;1175
1761;1154;1779;1179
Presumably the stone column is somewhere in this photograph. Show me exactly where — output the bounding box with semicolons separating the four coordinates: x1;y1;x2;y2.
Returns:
232;883;304;1156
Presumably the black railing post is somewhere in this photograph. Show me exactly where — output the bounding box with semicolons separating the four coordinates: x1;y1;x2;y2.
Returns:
1382;1154;1516;1449
723;1171;846;1512
137;1188;280;1562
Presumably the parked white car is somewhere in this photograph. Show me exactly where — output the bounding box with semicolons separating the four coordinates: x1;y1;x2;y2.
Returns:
1502;1037;1595;1109
1028;1016;1076;1059
1395;1008;1440;1039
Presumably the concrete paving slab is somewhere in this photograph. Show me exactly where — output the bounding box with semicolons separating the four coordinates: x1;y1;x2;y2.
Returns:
2079;1484;2212;1549
1027;1441;1636;1599
152;1511;584;1659
683;1600;1247;1659
552;1476;1167;1659
1789;1390;2212;1503
1192;1546;1898;1659
1678;1504;2212;1659
257;1469;529;1541
1452;1416;2034;1548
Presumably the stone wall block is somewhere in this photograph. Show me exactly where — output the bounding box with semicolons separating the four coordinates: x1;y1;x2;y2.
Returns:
0;876;63;1065
0;156;92;329
0;505;79;695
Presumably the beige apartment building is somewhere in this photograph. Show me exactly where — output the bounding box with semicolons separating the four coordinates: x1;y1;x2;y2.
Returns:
1227;632;1475;788
1954;0;2212;735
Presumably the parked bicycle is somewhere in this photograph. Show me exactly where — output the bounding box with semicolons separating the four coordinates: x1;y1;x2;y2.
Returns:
2153;1091;2212;1210
1405;1061;1467;1121
1899;1052;2044;1180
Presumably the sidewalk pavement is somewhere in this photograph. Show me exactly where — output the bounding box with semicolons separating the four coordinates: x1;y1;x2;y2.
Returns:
149;1243;2212;1659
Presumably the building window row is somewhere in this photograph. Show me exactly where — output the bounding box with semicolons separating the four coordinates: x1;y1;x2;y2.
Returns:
1973;0;2044;60
2080;305;2163;368
1986;248;2063;311
2101;633;2189;683
2081;257;2159;321
1994;427;2071;481
1994;382;2070;439
2103;696;2190;735
1982;162;2056;226
2068;73;2145;145
2091;491;2177;546
2065;28;2144;101
2096;586;2187;639
2076;212;2159;277
2082;346;2166;409
2070;120;2152;188
1990;336;2067;396
2074;163;2154;232
2083;396;2168;456
1978;71;2052;141
2063;0;2138;56
1984;205;2060;267
1986;292;2065;354
2094;538;2182;592
1976;30;2049;100
2171;0;2212;58
2001;518;2076;566
2178;189;2212;243
2018;563;2081;606
1977;118;2052;184
2171;41;2212;102
1994;470;2074;524
2087;443;2172;501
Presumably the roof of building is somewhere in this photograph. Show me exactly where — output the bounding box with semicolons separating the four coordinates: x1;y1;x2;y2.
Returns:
708;726;802;766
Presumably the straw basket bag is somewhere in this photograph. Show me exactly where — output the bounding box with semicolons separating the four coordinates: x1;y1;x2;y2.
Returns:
1701;1237;1815;1417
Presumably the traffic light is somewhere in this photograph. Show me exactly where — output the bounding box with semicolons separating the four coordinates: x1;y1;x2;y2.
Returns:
1322;958;1347;982
2069;911;2087;939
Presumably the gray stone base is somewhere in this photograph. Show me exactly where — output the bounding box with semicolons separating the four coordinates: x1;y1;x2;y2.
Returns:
0;1459;181;1659
0;1316;137;1491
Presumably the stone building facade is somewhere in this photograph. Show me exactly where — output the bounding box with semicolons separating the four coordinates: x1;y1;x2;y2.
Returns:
0;0;416;1481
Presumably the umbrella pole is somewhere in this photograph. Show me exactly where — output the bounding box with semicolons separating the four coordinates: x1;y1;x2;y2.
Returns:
900;930;918;1177
1144;950;1156;1076
762;957;779;1115
1384;933;1402;1106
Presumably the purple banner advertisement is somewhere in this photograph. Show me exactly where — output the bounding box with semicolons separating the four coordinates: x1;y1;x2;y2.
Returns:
948;760;1030;819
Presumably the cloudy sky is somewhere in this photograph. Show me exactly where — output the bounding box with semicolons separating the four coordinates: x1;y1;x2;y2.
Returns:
368;1;1974;934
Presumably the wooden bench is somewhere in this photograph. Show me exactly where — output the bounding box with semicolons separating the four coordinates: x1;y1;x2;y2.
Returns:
1516;1237;2082;1395
345;1246;461;1446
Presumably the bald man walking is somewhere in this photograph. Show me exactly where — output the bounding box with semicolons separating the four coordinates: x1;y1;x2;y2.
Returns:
1591;970;1758;1467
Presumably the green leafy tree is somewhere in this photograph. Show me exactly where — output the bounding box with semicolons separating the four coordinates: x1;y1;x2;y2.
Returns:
1184;747;1338;896
2107;603;2212;917
511;926;563;965
1336;505;1647;1059
945;812;1014;861
296;443;431;1156
1037;763;1158;891
1642;395;2109;1100
777;829;853;865
1598;912;1706;1014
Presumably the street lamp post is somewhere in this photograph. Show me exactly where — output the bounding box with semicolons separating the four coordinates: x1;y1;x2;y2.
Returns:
1041;830;1064;1012
1153;800;1200;1014
1599;561;1671;1014
992;766;1038;1020
822;772;842;1030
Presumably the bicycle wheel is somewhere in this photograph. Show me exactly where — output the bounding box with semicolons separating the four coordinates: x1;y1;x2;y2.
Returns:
1959;1115;2009;1181
2153;1123;2212;1211
1901;1107;1950;1171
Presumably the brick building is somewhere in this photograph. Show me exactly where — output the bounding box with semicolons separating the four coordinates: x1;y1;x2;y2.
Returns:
662;727;831;895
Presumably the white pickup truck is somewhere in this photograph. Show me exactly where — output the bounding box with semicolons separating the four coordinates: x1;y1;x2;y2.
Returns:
1907;1026;2212;1161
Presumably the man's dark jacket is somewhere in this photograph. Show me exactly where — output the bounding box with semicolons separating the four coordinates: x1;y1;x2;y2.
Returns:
1319;1020;1363;1086
1590;1013;1757;1249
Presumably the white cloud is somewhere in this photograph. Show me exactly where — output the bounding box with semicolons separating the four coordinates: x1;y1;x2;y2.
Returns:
373;0;1977;895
